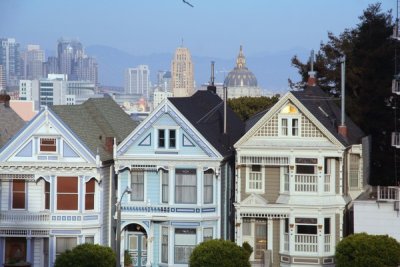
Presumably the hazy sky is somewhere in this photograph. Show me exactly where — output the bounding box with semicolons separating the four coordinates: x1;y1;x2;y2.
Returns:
1;0;396;58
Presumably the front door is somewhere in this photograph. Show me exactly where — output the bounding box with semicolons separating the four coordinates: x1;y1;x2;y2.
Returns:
129;232;147;267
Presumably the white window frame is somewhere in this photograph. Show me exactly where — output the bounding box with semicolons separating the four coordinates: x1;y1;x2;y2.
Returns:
203;227;213;242
161;226;169;264
160;169;169;204
246;165;265;193
174;228;196;264
55;237;77;257
130;170;146;202
175;169;197;204
38;137;58;154
203;170;214;204
278;116;301;137
154;126;180;150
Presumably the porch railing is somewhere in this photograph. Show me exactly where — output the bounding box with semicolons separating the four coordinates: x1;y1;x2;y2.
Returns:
377;186;399;201
294;175;317;192
283;233;289;251
324;174;331;192
0;211;50;222
294;234;318;253
324;234;331;252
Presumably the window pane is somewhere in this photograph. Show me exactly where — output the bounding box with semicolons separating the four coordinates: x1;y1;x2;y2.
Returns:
175;170;197;204
169;129;176;148
297;225;317;235
40;138;56;152
158;129;165;148
45;181;50;210
162;170;169;203
57;177;78;193
56;237;77;256
203;171;213;204
57;194;78;210
13;180;25;209
85;236;94;244
203;228;213;241
296;165;315;174
281;118;288;136
85;194;94;210
243;220;251;236
86;179;95;193
131;170;144;201
292;118;299;136
5;238;27;263
174;229;196;264
324;218;331;235
161;227;168;263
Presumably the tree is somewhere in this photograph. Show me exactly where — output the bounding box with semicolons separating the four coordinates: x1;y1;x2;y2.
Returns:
335;233;400;267
228;95;280;121
290;3;396;185
189;239;251;267
54;243;116;267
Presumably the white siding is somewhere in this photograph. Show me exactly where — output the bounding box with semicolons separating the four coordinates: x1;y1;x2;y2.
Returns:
29;180;44;212
1;181;10;210
33;238;43;267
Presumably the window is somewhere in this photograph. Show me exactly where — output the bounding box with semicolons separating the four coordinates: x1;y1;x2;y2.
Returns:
203;170;213;204
161;227;168;263
169;129;176;148
175;169;197;204
57;176;78;210
85;179;95;210
174;228;196;264
279;104;300;137
247;165;263;192
291;118;299;136
203;228;213;242
131;170;144;201
158;129;165;148
45;181;50;210
295;158;317;174
85;236;94;244
242;219;251;236
161;170;169;203
284;218;289;234
349;154;360;189
324;218;331;235
5;238;26;263
56;237;77;257
281;118;288;136
295;218;317;235
12;180;26;209
40;138;57;152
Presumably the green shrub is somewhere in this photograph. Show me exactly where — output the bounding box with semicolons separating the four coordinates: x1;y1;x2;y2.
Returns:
54;243;116;267
335;233;400;267
189;239;251;267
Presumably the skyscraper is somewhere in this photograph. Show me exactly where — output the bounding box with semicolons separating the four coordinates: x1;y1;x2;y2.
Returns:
0;38;21;87
57;39;83;79
171;47;194;97
23;44;45;80
124;65;150;98
72;56;98;85
0;65;5;91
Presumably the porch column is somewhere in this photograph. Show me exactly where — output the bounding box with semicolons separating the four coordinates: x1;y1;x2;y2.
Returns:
288;216;295;254
26;236;32;264
146;223;153;267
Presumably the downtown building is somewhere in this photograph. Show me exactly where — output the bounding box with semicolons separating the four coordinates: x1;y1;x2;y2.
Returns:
0;38;21;87
171;47;194;97
124;65;150;98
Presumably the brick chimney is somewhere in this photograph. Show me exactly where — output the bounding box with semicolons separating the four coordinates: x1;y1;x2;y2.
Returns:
105;137;114;153
307;71;317;87
0;93;10;107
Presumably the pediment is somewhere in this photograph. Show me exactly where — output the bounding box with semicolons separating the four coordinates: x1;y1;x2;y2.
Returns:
241;193;268;206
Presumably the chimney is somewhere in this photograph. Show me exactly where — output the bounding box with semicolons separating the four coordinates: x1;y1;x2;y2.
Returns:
307;50;317;87
105;137;114;153
207;61;217;94
0;93;10;108
338;55;347;137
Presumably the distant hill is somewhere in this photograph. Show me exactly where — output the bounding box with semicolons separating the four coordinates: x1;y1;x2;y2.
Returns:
86;45;309;94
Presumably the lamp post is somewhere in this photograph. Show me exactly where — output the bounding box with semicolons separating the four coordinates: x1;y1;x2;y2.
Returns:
116;186;132;267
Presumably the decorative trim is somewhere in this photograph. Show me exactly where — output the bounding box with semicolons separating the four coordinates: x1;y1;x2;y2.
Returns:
240;212;288;219
51;229;81;235
138;133;151;146
239;156;289;165
171;222;200;227
182;134;195;147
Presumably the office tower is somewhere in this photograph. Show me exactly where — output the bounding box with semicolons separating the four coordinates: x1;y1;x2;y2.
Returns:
0;38;21;87
44;56;59;76
57;39;83;78
157;70;172;93
124;65;150;98
23;45;45;80
72;56;98;85
171;47;194;97
0;65;5;91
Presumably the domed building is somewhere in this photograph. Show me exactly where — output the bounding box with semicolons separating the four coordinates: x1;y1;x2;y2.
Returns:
222;46;262;99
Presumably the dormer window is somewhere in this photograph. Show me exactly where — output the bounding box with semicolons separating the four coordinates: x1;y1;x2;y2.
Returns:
156;128;179;150
40;138;57;152
279;104;300;137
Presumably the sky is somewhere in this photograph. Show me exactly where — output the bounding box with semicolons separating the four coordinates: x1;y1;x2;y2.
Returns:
0;0;397;89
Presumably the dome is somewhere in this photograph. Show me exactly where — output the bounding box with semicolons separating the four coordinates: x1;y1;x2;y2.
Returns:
224;46;258;87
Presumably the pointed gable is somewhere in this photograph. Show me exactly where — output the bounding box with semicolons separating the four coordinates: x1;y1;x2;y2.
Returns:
0;103;26;149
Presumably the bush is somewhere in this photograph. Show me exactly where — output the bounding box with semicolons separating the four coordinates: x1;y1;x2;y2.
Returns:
335;233;400;267
189;239;251;267
54;243;116;267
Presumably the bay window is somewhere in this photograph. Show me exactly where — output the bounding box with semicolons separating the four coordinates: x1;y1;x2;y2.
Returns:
12;180;26;209
175;169;197;204
57;176;78;210
203;170;213;204
85;179;95;210
174;228;196;264
131;170;144;201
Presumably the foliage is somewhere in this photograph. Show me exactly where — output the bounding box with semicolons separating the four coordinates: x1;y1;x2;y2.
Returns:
189;239;251;267
242;241;253;260
335;233;400;267
290;3;396;185
228;95;280;121
54;243;116;267
124;250;132;266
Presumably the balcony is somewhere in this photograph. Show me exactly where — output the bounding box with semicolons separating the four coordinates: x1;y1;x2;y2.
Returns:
294;234;318;253
0;211;50;222
295;174;317;192
377;186;399;201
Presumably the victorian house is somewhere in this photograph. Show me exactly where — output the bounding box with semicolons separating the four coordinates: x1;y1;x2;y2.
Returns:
0;97;136;267
234;84;367;267
114;88;244;267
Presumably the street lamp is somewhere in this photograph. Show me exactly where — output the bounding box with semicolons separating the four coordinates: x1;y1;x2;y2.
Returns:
116;186;132;267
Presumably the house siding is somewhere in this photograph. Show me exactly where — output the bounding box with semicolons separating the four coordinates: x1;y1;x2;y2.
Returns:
335;159;340;194
265;167;280;203
272;219;280;267
335;213;340;245
28;180;43;212
240;166;246;201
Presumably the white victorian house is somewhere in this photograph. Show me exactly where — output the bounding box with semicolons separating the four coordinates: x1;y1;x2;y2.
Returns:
114;89;244;267
0;98;137;267
234;86;368;267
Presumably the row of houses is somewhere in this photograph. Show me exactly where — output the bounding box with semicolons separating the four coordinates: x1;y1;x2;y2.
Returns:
0;80;368;267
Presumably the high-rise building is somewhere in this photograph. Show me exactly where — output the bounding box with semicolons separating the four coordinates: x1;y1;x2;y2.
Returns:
44;56;59;76
57;39;83;78
0;38;21;87
23;44;45;80
124;65;150;97
0;65;5;91
72;56;98;85
171;47;194;97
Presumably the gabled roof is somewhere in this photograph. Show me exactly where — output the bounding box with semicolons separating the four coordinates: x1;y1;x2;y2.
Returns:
169;90;245;157
0;104;26;149
291;86;364;146
51;97;138;161
238;86;365;148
